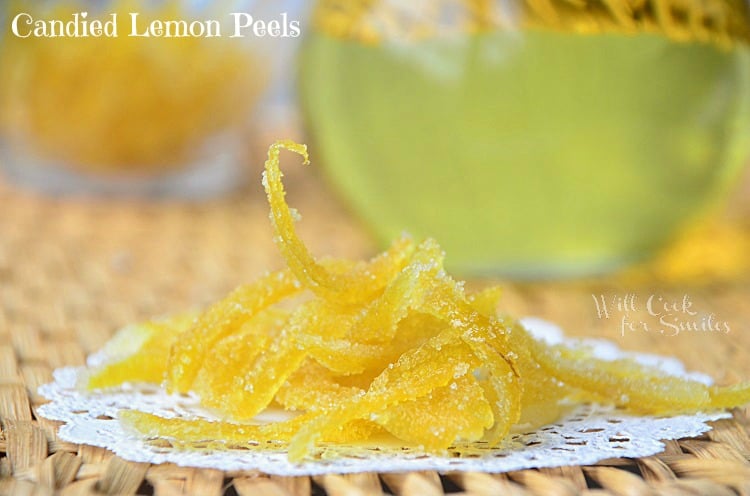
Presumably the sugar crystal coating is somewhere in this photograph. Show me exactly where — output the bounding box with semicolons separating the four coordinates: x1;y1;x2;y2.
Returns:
86;140;750;462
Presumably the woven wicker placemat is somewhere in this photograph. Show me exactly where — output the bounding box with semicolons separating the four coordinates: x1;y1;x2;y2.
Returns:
1;171;749;496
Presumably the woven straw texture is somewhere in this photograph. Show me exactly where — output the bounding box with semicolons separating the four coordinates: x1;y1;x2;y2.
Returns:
1;165;750;495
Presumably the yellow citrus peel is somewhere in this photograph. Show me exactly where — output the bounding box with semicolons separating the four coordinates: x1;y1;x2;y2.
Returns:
85;140;750;462
0;0;263;172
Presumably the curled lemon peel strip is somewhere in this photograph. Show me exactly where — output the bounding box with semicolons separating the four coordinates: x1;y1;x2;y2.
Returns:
83;140;750;462
262;140;416;306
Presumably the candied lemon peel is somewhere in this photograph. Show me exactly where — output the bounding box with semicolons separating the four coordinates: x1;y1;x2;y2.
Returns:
310;0;750;47
0;0;262;172
85;140;750;462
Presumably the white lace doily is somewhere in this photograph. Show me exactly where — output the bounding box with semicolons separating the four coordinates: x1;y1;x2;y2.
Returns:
37;318;730;476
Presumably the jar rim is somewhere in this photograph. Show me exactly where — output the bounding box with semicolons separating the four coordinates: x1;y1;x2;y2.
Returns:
310;0;750;48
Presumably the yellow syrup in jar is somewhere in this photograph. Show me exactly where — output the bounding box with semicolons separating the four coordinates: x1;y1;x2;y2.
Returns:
299;0;750;276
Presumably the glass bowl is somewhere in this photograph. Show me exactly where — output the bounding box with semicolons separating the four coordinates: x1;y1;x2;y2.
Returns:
0;0;279;198
299;0;750;277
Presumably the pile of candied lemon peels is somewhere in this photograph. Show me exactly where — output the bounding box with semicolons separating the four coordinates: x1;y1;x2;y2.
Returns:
84;140;750;462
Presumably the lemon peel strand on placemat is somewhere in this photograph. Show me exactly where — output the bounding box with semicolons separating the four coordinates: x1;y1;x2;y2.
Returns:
36;320;736;475
52;140;750;464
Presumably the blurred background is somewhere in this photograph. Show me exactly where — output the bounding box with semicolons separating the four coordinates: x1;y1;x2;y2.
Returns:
1;0;750;379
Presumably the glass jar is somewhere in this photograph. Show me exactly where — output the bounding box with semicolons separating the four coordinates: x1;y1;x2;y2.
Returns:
299;0;750;277
0;0;285;198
